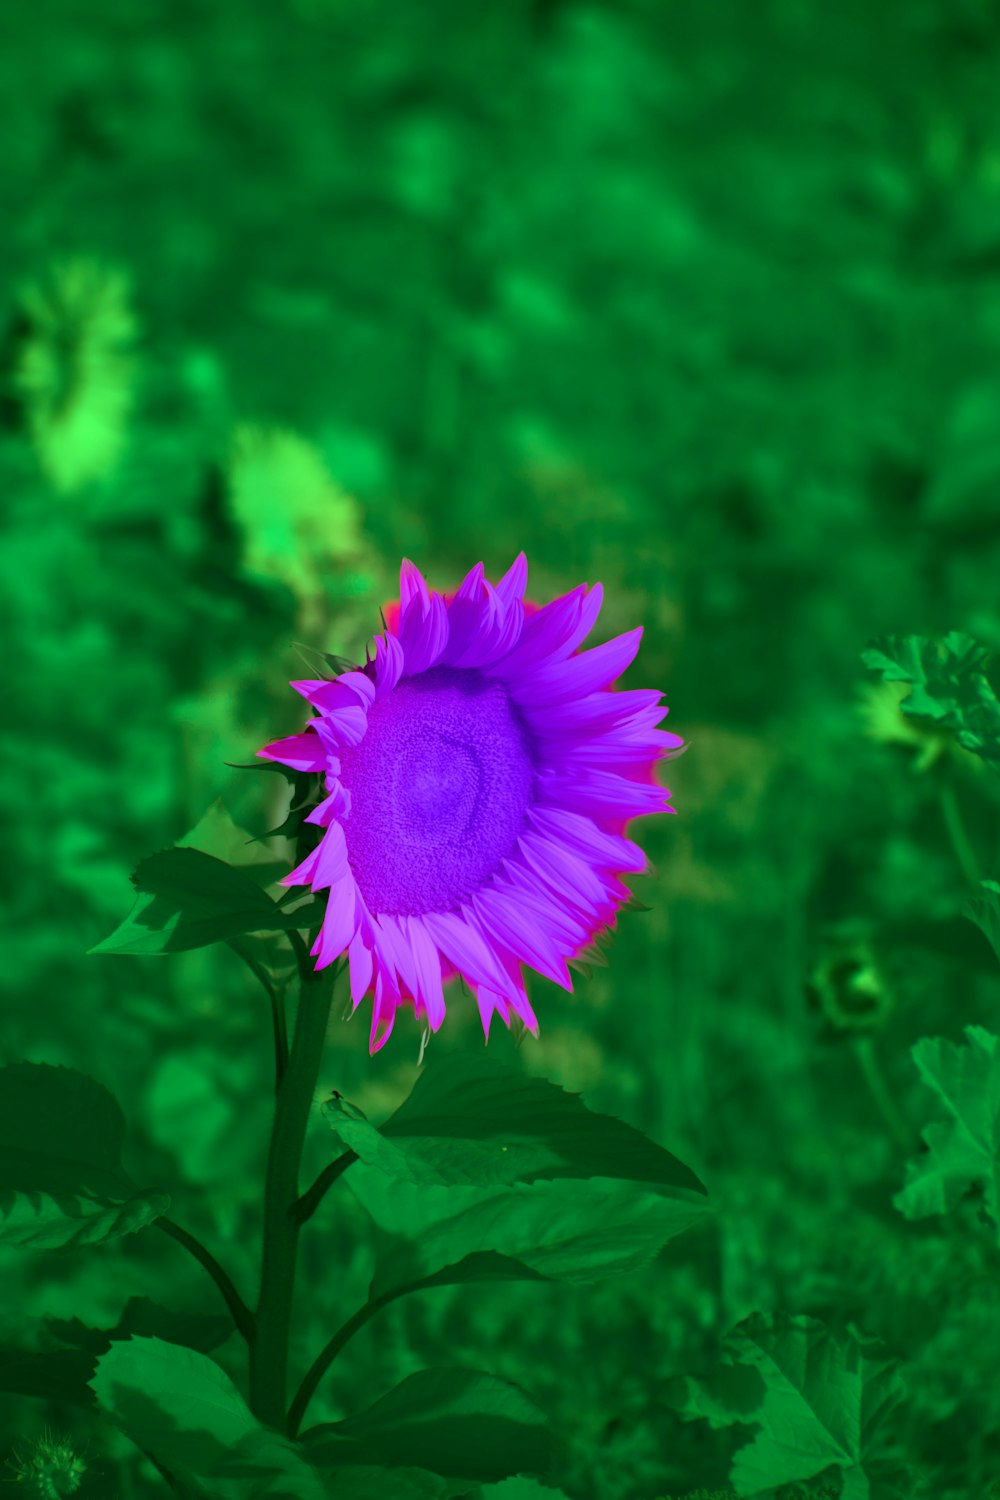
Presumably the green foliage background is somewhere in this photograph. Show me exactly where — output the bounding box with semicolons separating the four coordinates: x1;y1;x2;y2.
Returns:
4;0;1000;1494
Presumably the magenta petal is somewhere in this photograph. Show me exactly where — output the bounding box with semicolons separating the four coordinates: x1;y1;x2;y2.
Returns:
508;987;539;1035
404;915;446;1029
298;823;349;890
293;672;375;712
423;907;510;992
313;704;369;749
305;782;351;824
311;876;357;967
348;929;373;1004
257;731;328;772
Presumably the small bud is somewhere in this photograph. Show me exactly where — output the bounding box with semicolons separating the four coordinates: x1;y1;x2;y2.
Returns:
9;1432;86;1498
810;932;892;1033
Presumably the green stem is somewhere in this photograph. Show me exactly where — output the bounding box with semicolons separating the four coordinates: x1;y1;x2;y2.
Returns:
231;940;289;1091
292;1149;358;1225
248;961;339;1428
851;1036;912;1153
155;1218;254;1342
287;1291;396;1438
939;775;982;888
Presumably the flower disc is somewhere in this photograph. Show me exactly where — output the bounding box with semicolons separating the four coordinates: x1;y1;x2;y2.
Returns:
339;668;536;917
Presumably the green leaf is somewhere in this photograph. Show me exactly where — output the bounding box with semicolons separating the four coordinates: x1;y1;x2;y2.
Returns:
91;847;294;956
894;1025;1000;1238
861;632;1000;764
325;1053;706;1193
48;1297;231;1355
0;1192;167;1250
178;800;289;884
91;1336;328;1499
301;1367;551;1483
351;1170;708;1302
0;1063;167;1249
671;1313;905;1498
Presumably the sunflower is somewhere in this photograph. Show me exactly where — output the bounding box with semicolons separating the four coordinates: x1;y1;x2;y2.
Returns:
259;556;682;1050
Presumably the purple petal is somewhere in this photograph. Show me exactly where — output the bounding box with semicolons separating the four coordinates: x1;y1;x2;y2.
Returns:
486;584;588;678
517;829;608;910
495;552;528;609
472;885;572;990
536;766;672;820
514;627;643;705
371;631;404;694
398;591;449;675
399;559;430;611
527;804;648;872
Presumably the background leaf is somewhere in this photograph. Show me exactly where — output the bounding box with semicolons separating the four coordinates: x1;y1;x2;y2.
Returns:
302;1366;552;1483
671;1313;905;1498
48;1296;231;1355
861;633;1000;765
0;1338;97;1406
0;1063;166;1249
894;1025;1000;1237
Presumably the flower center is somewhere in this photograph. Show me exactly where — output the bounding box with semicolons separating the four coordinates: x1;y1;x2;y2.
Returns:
338;666;536;916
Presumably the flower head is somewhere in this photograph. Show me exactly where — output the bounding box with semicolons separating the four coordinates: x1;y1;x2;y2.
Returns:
260;557;682;1050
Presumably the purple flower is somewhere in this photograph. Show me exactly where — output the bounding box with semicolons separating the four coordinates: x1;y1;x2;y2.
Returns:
259;557;683;1051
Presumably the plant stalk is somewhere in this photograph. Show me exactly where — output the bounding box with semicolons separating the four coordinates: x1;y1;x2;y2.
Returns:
939;775;981;888
249;960;337;1428
851;1035;912;1153
292;1149;357;1225
288;1291;395;1438
155;1217;254;1342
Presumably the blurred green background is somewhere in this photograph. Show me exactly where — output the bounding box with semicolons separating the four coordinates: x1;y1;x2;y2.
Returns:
4;0;1000;1494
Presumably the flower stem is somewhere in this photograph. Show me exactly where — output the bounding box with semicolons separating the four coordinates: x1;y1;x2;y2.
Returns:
230;939;289;1092
939;775;981;888
287;1291;395;1438
154;1217;254;1342
292;1149;358;1225
851;1035;912;1153
249;960;339;1429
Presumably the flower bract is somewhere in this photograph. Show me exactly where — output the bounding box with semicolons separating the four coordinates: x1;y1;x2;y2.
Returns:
259;557;682;1050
